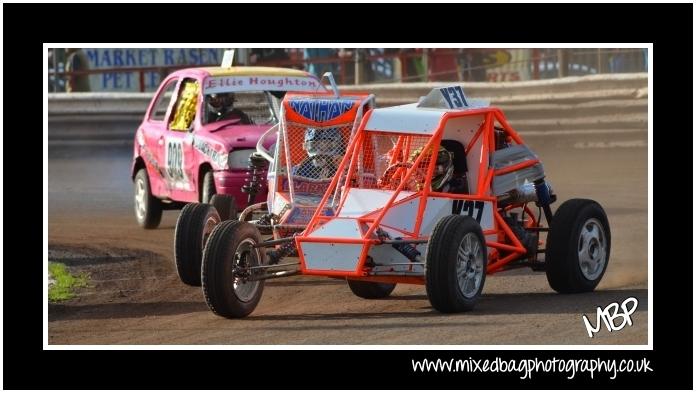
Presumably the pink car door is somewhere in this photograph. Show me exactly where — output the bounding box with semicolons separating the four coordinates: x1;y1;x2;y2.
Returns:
140;76;179;198
161;77;200;201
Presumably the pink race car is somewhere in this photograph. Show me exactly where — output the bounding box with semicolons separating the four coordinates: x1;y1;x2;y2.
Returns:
132;65;325;228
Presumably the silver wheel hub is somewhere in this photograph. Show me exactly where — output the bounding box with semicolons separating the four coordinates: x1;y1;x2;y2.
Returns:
232;238;261;302
456;233;484;298
578;218;607;281
135;177;147;220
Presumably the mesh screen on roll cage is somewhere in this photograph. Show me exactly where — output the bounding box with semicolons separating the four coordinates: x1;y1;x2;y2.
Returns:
325;131;437;215
277;121;354;203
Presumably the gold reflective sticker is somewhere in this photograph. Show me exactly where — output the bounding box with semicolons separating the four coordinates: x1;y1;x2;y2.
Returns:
169;80;200;131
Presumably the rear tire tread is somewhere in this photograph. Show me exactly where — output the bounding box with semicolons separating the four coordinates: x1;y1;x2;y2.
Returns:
174;203;221;286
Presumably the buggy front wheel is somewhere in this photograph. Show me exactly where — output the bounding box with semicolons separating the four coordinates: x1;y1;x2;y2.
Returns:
425;215;487;313
202;220;265;318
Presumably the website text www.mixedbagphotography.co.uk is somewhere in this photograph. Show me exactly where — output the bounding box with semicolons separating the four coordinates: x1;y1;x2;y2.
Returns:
412;357;653;380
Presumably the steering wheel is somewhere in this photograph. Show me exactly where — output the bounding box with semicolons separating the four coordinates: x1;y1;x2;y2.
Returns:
377;161;427;190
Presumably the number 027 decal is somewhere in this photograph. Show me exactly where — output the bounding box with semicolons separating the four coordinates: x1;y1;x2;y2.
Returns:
452;200;484;223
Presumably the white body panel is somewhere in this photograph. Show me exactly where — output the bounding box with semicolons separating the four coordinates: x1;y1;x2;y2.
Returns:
339;188;415;218
365;104;444;135
466;128;486;194
301;242;363;271
311;218;362;239
441;115;486;193
365;99;489;136
441;115;485;146
418;197;495;236
378;197;421;233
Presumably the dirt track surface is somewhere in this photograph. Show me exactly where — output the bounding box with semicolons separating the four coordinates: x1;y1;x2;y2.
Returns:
48;131;648;345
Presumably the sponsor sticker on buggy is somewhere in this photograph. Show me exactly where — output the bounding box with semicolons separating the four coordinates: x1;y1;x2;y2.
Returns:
286;206;334;224
281;178;332;195
288;99;355;122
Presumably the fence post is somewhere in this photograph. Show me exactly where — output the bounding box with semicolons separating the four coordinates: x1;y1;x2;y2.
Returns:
597;48;606;74
52;49;58;92
557;49;568;77
354;50;361;85
393;53;402;83
532;48;540;80
339;56;345;85
423;48;429;82
237;48;249;65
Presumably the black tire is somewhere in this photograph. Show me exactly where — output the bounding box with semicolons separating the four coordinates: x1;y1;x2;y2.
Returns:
133;168;163;229
210;194;237;221
201;171;216;203
546;198;611;293
202;220;265;318
426;215;487;313
347;280;396;299
174;203;221;286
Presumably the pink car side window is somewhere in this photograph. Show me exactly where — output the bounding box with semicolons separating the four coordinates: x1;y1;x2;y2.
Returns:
150;79;178;121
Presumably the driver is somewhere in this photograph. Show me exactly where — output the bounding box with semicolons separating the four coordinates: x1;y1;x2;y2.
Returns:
292;127;344;179
206;92;253;124
422;146;453;191
403;145;465;192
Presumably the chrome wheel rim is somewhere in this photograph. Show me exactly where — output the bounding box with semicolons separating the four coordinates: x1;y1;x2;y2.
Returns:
456;233;484;298
134;177;147;220
578;218;607;281
232;238;261;302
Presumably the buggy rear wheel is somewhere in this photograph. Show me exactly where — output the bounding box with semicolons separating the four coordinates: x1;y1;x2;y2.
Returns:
202;220;265;318
347;280;396;299
546;198;611;293
174;203;221;286
210;194;237;221
201;170;216;203
426;215;487;313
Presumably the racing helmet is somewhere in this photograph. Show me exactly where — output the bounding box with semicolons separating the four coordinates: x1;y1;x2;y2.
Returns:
303;127;344;157
409;145;454;190
208;92;235;112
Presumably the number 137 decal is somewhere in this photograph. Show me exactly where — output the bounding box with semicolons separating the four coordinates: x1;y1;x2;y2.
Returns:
439;86;469;109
